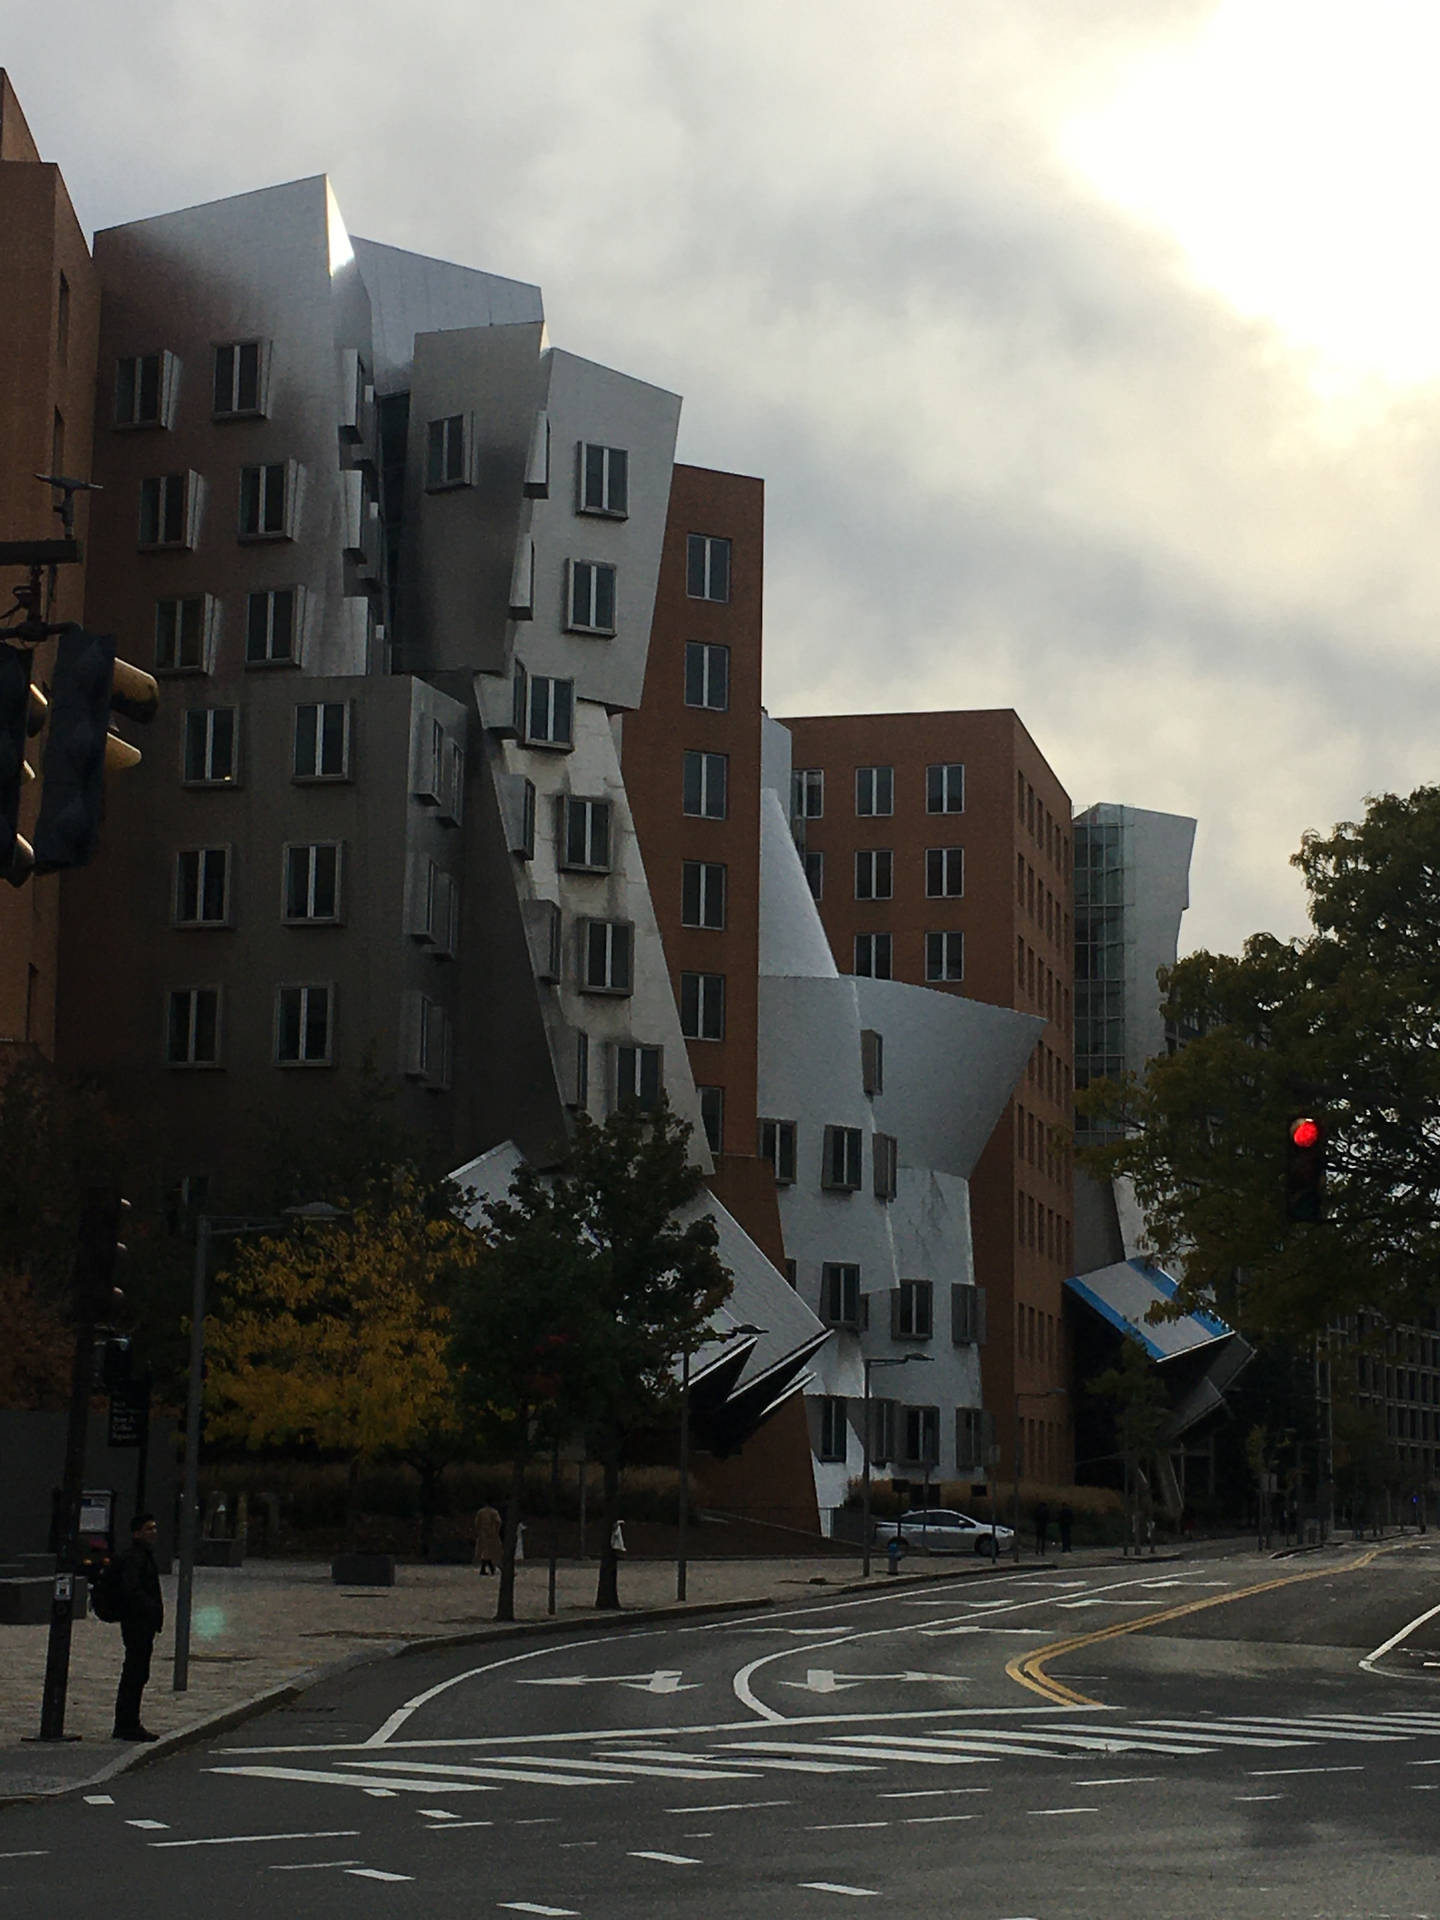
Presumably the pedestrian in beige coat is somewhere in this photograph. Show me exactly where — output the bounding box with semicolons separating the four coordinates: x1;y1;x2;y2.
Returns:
474;1503;502;1575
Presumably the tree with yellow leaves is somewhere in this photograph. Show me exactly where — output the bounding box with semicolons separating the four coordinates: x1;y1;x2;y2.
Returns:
206;1168;478;1550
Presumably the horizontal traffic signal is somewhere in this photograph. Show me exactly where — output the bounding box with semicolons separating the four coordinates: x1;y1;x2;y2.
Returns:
1284;1114;1326;1223
32;627;157;874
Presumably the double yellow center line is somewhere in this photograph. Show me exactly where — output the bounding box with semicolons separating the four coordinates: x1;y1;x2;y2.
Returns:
1007;1544;1388;1706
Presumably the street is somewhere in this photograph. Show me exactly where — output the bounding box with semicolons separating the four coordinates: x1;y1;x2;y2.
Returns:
3;1537;1438;1919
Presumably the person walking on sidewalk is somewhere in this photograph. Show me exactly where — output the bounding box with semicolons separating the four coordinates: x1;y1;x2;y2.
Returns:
1034;1500;1051;1555
113;1513;163;1742
474;1503;502;1576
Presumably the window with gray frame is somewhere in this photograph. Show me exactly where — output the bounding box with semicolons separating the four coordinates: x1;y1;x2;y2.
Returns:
559;797;611;872
578;442;628;516
293;702;349;780
245;587;299;665
892;1278;934;1340
697;1085;724;1153
182;707;238;785
426;414;469;489
568;559;617;634
925;930;965;982
816;1395;849;1462
681;859;726;929
580;919;634;995
820;1262;862;1329
873;1132;898;1201
684;641;730;711
687;532;731;602
166;986;221;1066
758;1117;797;1184
276;984;333;1065
926;762;965;813
926;846;965;897
856;765;893;816
853;932;891;979
213;340;264;418
950;1284;987;1345
155;595;210;674
522;673;574;748
901;1404;941;1466
793;767;823;819
139;472;196;549
238;461;295;540
116;351;176;429
854;847;892;900
615;1043;662;1110
955;1406;995;1475
680;971;725;1040
803;849;824;900
822;1126;863;1191
283;843;341;923
682;749;727;819
174;848;230;927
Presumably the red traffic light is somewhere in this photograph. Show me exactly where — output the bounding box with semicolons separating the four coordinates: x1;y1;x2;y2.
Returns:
1290;1117;1322;1150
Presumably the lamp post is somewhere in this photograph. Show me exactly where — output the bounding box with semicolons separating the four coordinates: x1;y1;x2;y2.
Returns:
677;1323;765;1601
1013;1386;1068;1564
174;1203;345;1692
861;1353;934;1578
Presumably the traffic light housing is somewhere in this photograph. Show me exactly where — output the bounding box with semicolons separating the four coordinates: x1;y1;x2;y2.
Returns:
1285;1115;1326;1223
32;626;157;873
0;642;42;883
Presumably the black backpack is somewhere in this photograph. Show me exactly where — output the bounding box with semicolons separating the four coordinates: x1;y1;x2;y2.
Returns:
88;1556;125;1623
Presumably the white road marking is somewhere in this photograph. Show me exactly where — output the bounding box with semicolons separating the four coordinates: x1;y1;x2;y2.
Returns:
1409;1784;1440;1791
83;1795;114;1806
1139;1717;1403;1743
125;1819;168;1830
901;1729;1210;1757
1028;1806;1098;1816
341;1758;632;1788
520;1670;699;1694
149;1829;362;1850
921;1626;1050;1637
799;1883;880;1897
1360;1597;1440;1676
347;1868;412;1882
268;1860;363;1872
629;1850;701;1864
807;1821;889;1830
0;1851;49;1860
420;1809;461;1819
431;1821;495;1830
904;1813;979;1824
1058;1599;1170;1609
665;1800;792;1812
1246;1766;1365;1777
721;1739;992;1765
366;1636;603;1745
851;1733;1088;1759
611;1746;872;1775
208;1765;498;1794
1235;1794;1285;1803
1072;1776;1161;1786
879;1787;990;1798
498;1906;578;1916
365;1790;397;1798
1409;1758;1440;1767
780;1669;959;1693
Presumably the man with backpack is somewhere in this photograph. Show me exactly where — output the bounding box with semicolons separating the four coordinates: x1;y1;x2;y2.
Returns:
111;1513;164;1741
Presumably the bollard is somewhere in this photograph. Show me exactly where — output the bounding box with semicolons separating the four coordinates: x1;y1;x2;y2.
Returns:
886;1537;903;1576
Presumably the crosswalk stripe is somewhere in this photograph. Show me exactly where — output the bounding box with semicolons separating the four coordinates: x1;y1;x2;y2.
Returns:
208;1767;499;1794
607;1748;877;1774
882;1731;1214;1757
339;1760;621;1789
719;1740;1007;1764
433;1755;758;1782
1136;1719;1398;1743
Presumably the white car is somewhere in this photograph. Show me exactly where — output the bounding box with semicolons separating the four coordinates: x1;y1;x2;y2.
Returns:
872;1508;1015;1555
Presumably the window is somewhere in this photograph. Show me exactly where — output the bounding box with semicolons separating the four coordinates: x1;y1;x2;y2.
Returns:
681;860;726;929
559;797;611;872
283;843;341;923
680;971;725;1041
793;768;824;819
925;930;965;982
951;1284;986;1345
873;1132;898;1201
213;340;264;418
507;776;537;859
927;763;965;813
182;707;238;785
245;587;301;665
687;532;731;602
856;765;893;816
570;1030;590;1111
441;740;465;827
684;642;730;711
955;1407;993;1474
861;1029;883;1095
822;1125;863;1191
526;900;563;982
803;850;824;901
697;1085;724;1153
166;987;221;1066
820;1263;862;1330
869;1397;897;1465
115;350;176;429
816;1396;849;1463
275;984;333;1065
615;1043;662;1110
521;672;574;748
758;1117;797;1185
403;994;452;1089
293;702;349;780
854;848;892;900
139;472;198;549
893;1279;934;1340
682;749;727;819
926;846;965;897
578;442;628;516
154;596;212;674
238;461;297;540
567;559;617;634
901;1405;941;1467
413;862;458;956
174;848;230;927
853;932;891;979
426;414;470;489
580;919;634;995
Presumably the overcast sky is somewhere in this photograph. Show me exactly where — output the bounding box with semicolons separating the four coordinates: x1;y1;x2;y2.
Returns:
10;0;1440;958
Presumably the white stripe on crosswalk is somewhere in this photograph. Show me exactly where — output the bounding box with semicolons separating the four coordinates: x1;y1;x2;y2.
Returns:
209;1767;499;1794
720;1740;1012;1763
338;1759;629;1788
881;1730;1217;1757
606;1747;877;1774
1136;1719;1401;1743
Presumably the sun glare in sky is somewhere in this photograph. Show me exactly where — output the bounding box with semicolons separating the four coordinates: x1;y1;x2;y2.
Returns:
1059;0;1440;389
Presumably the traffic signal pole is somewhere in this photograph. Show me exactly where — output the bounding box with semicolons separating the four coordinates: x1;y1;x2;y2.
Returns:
32;1189;125;1742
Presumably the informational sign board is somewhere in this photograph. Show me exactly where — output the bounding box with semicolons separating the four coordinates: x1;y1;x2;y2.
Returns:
108;1384;149;1449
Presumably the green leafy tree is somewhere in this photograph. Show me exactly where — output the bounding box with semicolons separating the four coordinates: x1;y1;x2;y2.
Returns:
451;1100;732;1614
206;1168;476;1549
1086;1340;1170;1549
1081;786;1440;1338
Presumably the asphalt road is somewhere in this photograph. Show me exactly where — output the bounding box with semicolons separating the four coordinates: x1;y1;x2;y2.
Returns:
4;1536;1439;1919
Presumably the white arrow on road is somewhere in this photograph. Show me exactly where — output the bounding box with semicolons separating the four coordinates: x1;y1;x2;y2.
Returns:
517;1670;699;1694
779;1669;959;1693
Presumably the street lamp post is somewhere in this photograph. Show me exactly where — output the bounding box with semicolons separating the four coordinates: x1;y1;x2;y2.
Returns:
1013;1386;1068;1564
174;1204;345;1692
861;1353;934;1578
677;1323;765;1602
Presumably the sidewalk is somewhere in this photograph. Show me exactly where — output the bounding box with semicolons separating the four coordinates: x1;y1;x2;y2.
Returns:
0;1535;1263;1802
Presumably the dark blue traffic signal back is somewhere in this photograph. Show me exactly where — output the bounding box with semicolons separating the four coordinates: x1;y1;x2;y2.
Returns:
0;644;32;875
33;627;115;874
